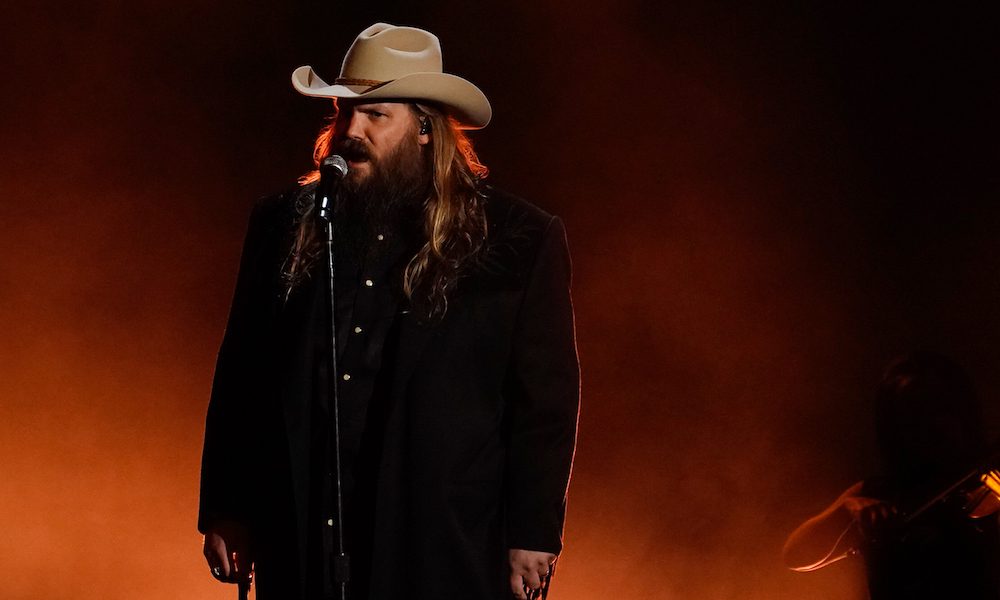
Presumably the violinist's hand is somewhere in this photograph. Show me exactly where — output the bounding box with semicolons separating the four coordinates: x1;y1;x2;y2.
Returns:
509;549;556;600
204;520;253;584
843;495;896;540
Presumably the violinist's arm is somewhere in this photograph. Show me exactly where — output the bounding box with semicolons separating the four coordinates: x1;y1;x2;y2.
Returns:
783;481;890;571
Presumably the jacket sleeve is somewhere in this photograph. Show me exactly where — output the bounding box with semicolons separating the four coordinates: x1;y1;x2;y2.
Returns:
198;198;275;534
504;216;581;554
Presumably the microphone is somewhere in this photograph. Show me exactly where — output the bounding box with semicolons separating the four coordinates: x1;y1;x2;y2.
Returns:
316;154;349;222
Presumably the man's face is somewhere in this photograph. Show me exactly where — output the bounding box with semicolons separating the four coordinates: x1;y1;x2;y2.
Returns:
332;101;430;188
331;100;433;239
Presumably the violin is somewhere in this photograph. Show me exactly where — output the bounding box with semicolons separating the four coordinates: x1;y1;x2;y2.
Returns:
902;463;1000;525
790;456;1000;573
968;469;1000;518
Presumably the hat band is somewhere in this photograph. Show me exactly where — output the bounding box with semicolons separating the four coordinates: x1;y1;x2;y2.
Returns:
334;77;393;92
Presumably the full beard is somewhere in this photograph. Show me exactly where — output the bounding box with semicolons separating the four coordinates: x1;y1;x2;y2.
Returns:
333;136;431;257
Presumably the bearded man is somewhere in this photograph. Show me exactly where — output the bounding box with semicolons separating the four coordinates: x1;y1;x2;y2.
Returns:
197;23;580;600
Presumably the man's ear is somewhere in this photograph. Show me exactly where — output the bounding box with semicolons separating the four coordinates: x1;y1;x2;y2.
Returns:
418;117;432;145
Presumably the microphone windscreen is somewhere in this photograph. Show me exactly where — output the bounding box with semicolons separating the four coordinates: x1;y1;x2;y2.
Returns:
321;154;349;179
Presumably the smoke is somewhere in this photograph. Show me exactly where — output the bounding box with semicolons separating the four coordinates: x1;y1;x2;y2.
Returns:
1;2;997;599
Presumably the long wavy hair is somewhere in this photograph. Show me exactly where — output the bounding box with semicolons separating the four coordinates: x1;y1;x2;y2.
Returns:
284;100;489;319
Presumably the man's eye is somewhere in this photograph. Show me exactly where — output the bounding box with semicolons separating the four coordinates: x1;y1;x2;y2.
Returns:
370;111;386;118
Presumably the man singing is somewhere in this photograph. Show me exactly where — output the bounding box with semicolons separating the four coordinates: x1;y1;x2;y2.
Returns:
198;23;580;600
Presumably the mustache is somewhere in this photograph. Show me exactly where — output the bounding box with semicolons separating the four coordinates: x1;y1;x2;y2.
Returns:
334;138;371;162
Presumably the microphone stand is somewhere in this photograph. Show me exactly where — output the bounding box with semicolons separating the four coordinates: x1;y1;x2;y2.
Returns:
238;578;250;600
316;155;350;600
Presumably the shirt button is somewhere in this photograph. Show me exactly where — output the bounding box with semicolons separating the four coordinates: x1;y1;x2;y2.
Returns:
354;326;363;334
327;519;334;527
377;234;385;241
364;279;374;287
342;373;351;381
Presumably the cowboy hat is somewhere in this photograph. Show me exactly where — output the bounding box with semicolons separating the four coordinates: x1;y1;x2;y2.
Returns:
291;23;492;129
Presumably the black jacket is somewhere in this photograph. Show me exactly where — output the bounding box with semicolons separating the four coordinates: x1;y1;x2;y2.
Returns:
198;186;580;599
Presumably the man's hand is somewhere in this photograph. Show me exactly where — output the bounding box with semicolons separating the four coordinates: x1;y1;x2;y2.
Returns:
842;495;897;541
203;520;252;584
508;548;557;599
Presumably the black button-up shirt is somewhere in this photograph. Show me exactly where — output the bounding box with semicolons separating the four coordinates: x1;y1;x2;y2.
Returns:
305;224;414;599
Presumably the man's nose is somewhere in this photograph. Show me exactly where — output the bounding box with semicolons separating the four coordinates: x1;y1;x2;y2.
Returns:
344;111;366;141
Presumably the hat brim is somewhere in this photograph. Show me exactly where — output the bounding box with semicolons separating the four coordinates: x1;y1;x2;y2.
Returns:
292;66;491;130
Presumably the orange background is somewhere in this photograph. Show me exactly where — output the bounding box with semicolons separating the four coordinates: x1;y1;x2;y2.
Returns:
2;2;998;599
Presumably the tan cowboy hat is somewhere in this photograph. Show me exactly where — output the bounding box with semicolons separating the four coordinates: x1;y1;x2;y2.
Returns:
291;23;492;129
